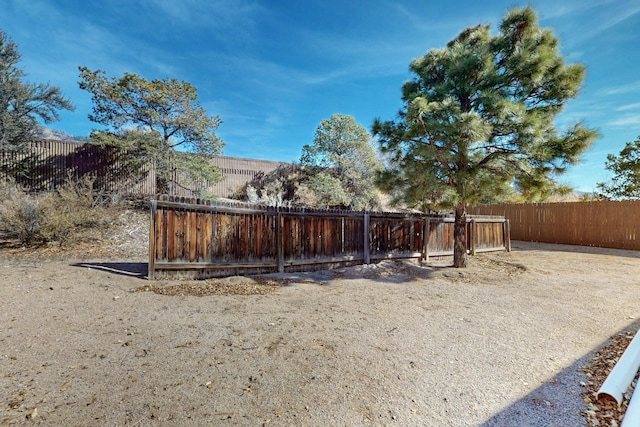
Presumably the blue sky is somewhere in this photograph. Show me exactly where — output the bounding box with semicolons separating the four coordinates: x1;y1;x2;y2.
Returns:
2;0;639;193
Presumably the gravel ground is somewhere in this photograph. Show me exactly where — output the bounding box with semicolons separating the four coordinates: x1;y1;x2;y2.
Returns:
1;227;640;426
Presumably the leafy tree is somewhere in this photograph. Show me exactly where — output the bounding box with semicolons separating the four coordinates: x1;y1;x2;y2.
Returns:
373;6;597;267
0;30;74;153
78;67;224;193
596;136;640;199
306;172;351;209
300;113;381;210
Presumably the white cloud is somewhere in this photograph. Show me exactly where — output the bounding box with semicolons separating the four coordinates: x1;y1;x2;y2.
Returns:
141;0;264;27
389;2;488;34
589;2;640;35
616;102;640;111
537;0;640;52
608;114;640;128
597;81;640;97
537;2;602;19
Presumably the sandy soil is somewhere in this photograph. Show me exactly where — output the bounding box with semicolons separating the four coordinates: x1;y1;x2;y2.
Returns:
2;233;640;426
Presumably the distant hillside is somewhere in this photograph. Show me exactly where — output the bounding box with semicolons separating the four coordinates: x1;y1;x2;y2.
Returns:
36;127;88;142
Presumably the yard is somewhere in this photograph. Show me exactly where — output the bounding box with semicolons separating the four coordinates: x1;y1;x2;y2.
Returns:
1;218;639;426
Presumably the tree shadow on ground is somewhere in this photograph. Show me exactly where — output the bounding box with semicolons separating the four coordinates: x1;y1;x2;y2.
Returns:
478;319;640;427
72;262;148;279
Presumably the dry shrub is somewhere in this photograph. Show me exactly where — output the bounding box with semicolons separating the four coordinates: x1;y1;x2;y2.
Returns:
234;164;303;206
39;177;118;244
0;177;122;246
0;180;44;245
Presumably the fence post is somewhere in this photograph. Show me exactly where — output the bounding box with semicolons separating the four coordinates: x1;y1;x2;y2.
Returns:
363;212;370;264
470;219;476;256
423;217;430;262
504;219;512;252
148;199;157;280
410;219;415;252
276;209;284;273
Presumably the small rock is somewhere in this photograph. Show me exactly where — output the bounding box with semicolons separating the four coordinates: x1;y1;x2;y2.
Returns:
26;408;37;420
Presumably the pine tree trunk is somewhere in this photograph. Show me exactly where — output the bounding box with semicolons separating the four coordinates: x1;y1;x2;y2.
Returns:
453;201;468;268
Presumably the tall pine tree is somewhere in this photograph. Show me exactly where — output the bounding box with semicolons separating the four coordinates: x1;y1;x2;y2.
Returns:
373;7;597;267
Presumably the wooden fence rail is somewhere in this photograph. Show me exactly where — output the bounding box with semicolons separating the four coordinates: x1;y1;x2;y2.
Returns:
149;196;510;279
471;201;640;250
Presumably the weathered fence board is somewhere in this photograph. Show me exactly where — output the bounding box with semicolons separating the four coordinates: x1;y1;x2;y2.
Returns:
149;196;510;279
471;201;640;251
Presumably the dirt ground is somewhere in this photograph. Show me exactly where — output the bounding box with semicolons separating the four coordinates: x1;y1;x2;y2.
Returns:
2;217;640;426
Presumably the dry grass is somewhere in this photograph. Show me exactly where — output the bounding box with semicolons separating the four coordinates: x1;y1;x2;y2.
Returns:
134;276;289;296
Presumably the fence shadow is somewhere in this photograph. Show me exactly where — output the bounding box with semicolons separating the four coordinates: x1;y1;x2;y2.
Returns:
70;259;440;284
262;259;439;285
72;262;148;279
512;240;640;260
478;319;640;427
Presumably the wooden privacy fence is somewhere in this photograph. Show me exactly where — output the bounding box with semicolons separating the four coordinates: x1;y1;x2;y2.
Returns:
0;139;156;194
149;196;510;279
1;139;287;197
471;200;640;250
